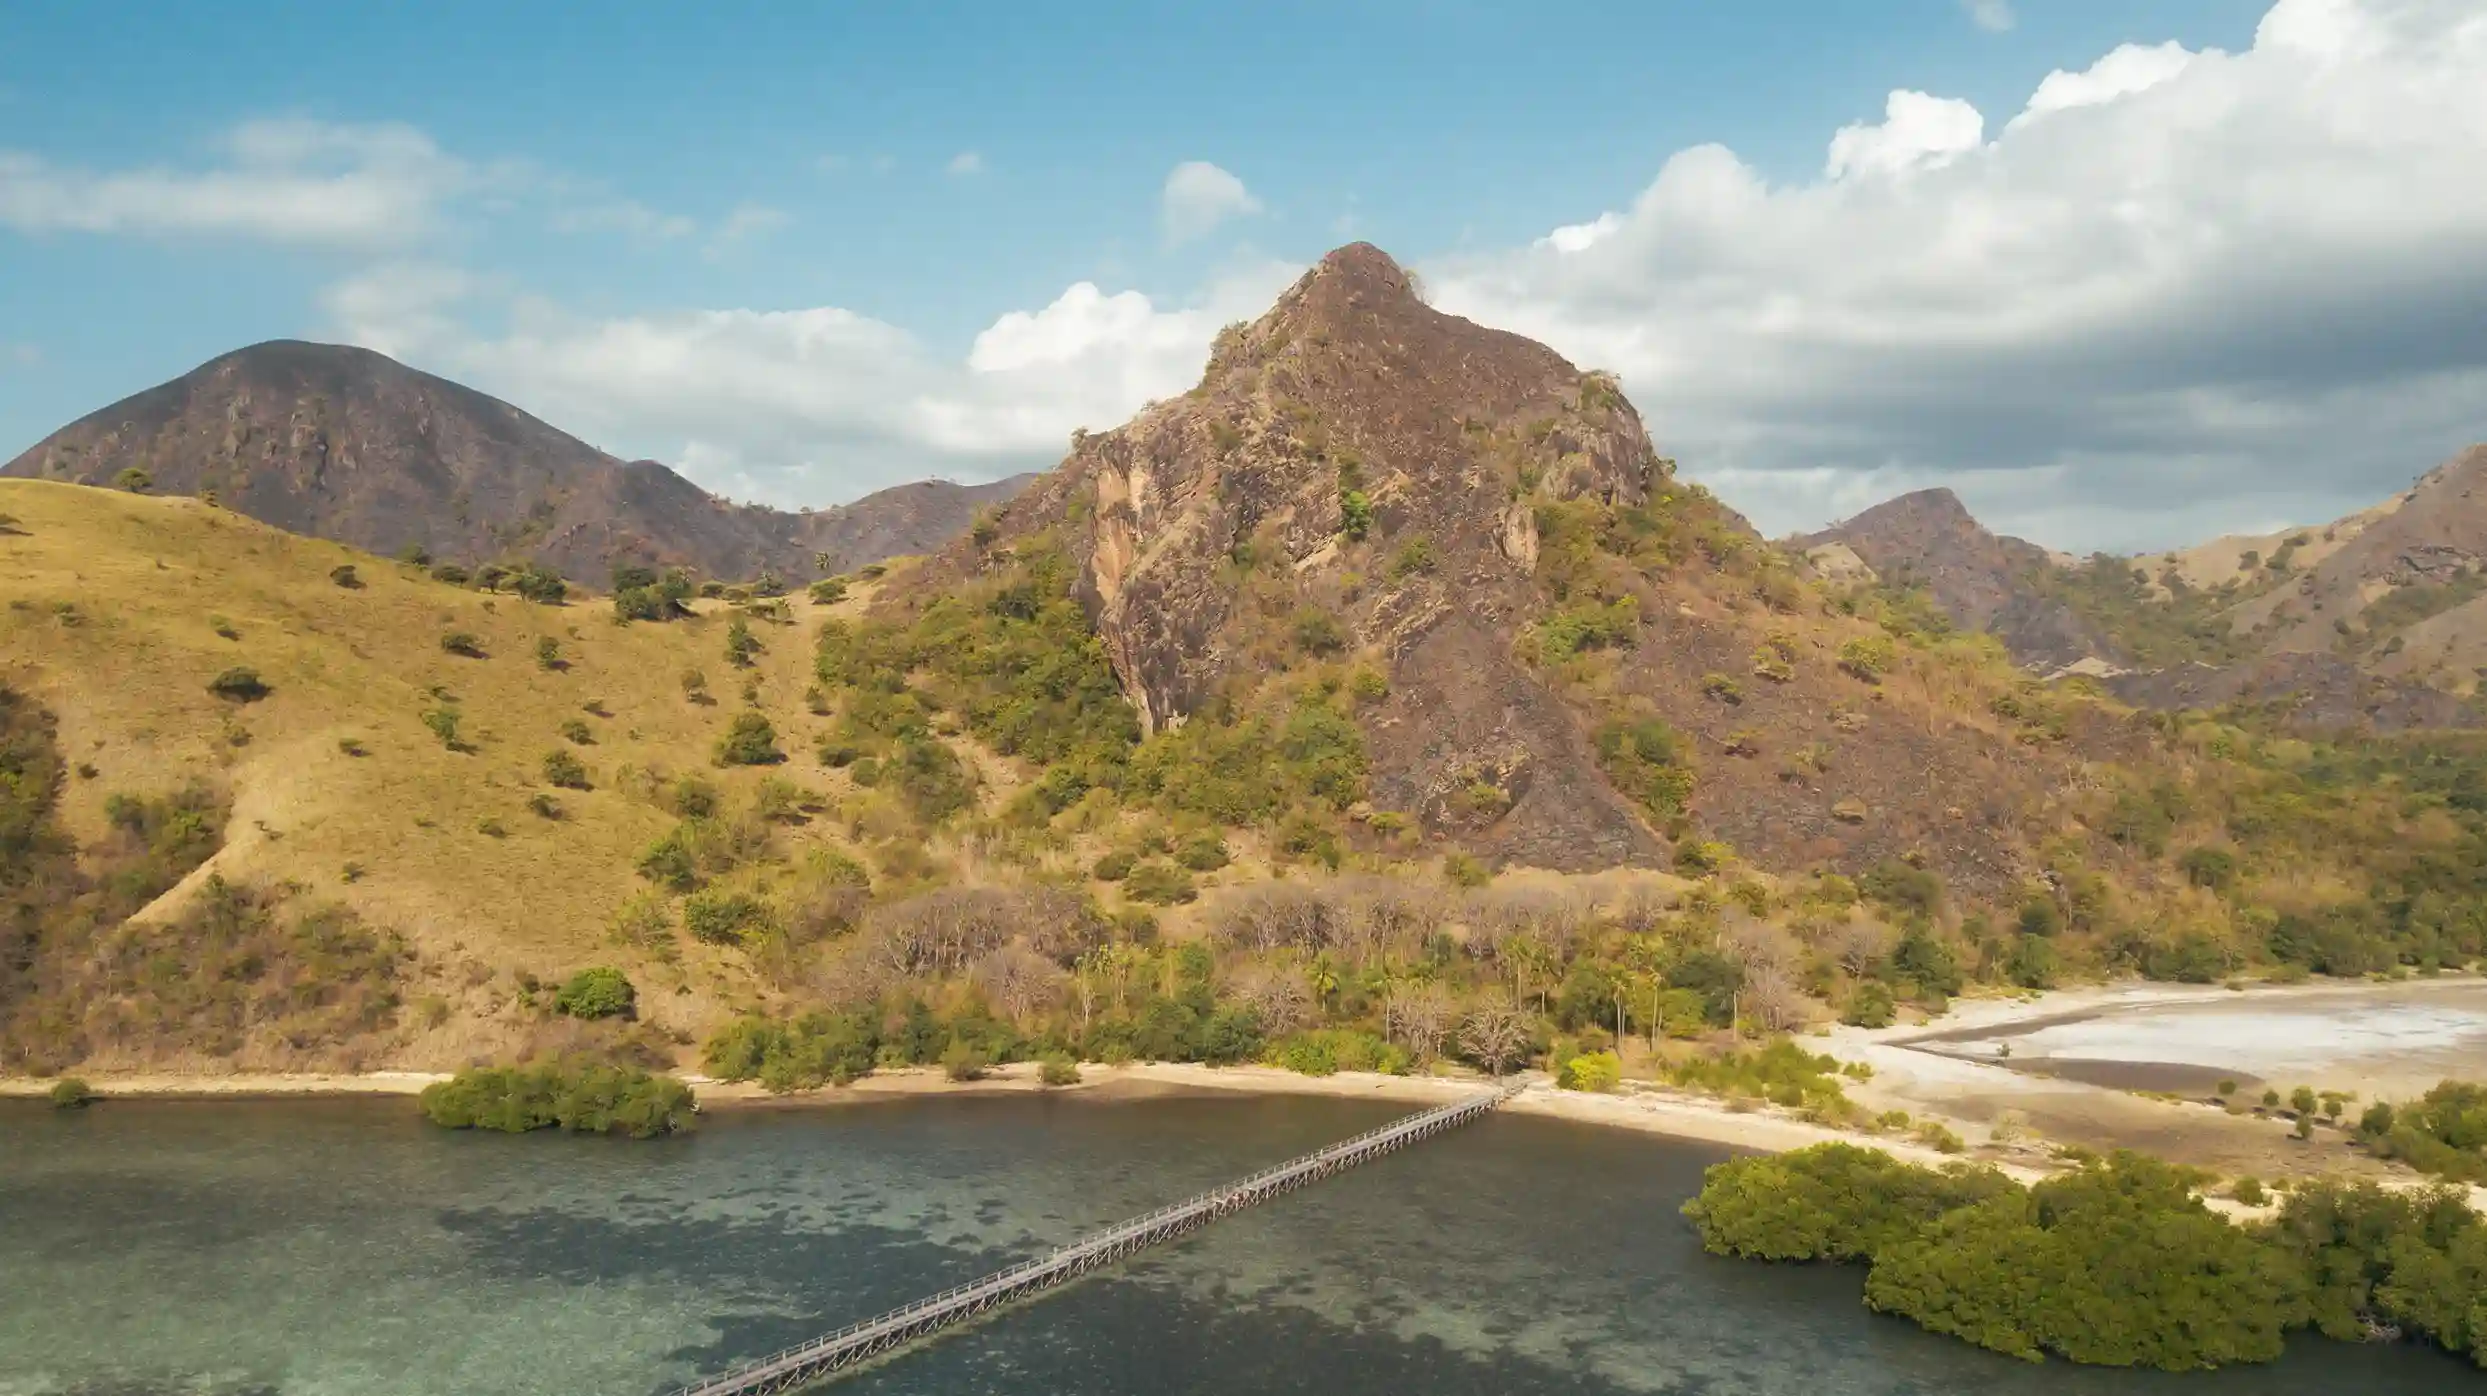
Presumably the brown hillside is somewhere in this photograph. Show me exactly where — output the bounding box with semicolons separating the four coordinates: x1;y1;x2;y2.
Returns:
3;340;1030;583
889;245;2138;890
1798;489;2111;671
2228;445;2487;661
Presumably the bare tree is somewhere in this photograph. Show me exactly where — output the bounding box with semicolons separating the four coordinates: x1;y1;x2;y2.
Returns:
1717;908;1798;977
1741;963;1811;1034
1230;964;1314;1036
1458;998;1533;1078
973;942;1066;1025
1831;916;1896;979
1211;883;1333;955
1614;883;1672;936
1384;981;1456;1061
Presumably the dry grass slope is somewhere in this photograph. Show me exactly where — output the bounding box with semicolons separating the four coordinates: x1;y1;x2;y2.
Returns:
0;480;901;1044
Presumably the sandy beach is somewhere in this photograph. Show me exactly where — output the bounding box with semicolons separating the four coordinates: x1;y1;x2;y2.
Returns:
8;975;2483;1205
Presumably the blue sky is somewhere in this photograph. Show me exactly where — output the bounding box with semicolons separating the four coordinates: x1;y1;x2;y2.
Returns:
5;0;2482;550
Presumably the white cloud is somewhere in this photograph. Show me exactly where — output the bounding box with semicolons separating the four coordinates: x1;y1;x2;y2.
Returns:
0;118;470;245
946;151;985;177
317;263;479;360
2013;42;2195;126
339;259;1300;506
704;203;791;259
1962;0;2016;33
1428;0;2487;550
1824;91;1984;179
1160;161;1263;244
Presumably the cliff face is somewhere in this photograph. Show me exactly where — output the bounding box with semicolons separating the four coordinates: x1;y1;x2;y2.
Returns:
900;244;1671;868
3;340;1029;582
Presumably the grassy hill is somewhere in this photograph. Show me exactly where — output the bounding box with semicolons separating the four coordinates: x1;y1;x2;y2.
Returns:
0;479;930;1065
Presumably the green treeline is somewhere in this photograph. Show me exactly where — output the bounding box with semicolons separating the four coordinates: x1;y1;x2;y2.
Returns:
1685;1144;2487;1370
418;1060;696;1138
702;944;1272;1093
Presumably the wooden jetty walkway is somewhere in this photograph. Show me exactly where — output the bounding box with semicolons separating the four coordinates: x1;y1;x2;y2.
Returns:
665;1080;1523;1395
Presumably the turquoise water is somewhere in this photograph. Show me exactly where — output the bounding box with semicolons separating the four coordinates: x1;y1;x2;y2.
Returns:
0;1093;2474;1394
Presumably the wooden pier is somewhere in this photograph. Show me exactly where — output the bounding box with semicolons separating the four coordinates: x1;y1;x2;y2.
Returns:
665;1081;1521;1395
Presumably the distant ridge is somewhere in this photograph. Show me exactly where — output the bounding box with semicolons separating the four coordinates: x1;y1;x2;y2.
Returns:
2;340;1032;582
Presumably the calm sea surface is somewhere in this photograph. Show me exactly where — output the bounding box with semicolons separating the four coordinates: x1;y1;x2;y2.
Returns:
0;1092;2474;1395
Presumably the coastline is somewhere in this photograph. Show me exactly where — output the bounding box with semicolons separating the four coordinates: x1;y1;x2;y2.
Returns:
0;1059;1956;1168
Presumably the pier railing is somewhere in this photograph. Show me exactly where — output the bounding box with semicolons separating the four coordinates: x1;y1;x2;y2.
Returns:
664;1080;1523;1396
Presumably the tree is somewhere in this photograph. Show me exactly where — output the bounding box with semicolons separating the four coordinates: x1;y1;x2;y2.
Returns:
113;467;152;493
1458;999;1532;1077
714;711;785;766
1383;981;1454;1061
329;564;363;589
555;967;637;1020
725;617;762;668
535;637;564;671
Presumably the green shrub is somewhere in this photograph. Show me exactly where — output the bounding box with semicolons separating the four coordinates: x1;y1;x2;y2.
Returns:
1124;860;1197;905
1595;717;1694;819
1093;849;1136;881
1269;1029;1409;1077
704;1011;881;1091
1842;980;1896;1028
1837;635;1895;682
942;1036;990;1081
725;617;763;668
1292;610;1348;656
207;667;269;702
48;1077;94;1109
418;1060;694;1138
554;967;636;1020
542;749;591;790
2231;1176;2267;1205
422;705;462;749
1557;1050;1622;1092
1389;537;1438;578
1339;488;1374;541
535;636;563;670
714;711;785;766
809;577;849;604
1039;1053;1081;1087
329;564;362;589
560;718;594;745
682;891;773;945
1175;831;1230;871
440;631;486;658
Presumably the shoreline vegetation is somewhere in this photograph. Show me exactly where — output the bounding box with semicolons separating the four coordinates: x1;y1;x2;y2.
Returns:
1686;1143;2487;1371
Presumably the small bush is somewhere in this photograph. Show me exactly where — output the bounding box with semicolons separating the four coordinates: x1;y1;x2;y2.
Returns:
560;718;594;745
1039;1053;1081;1087
543;749;591;790
555;967;637;1020
1702;672;1744;704
475;817;508;839
441;631;487;658
1837;635;1895;682
1093;849;1137;881
1558;1051;1623;1092
527;792;563;820
714;711;785;766
329;564;364;589
683;891;773;944
48;1077;95;1109
423;706;463;749
1125;860;1197;905
2230;1176;2267;1206
810;577;849;605
535;637;563;670
207;667;269;703
1175;831;1230;871
942;1037;990;1082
